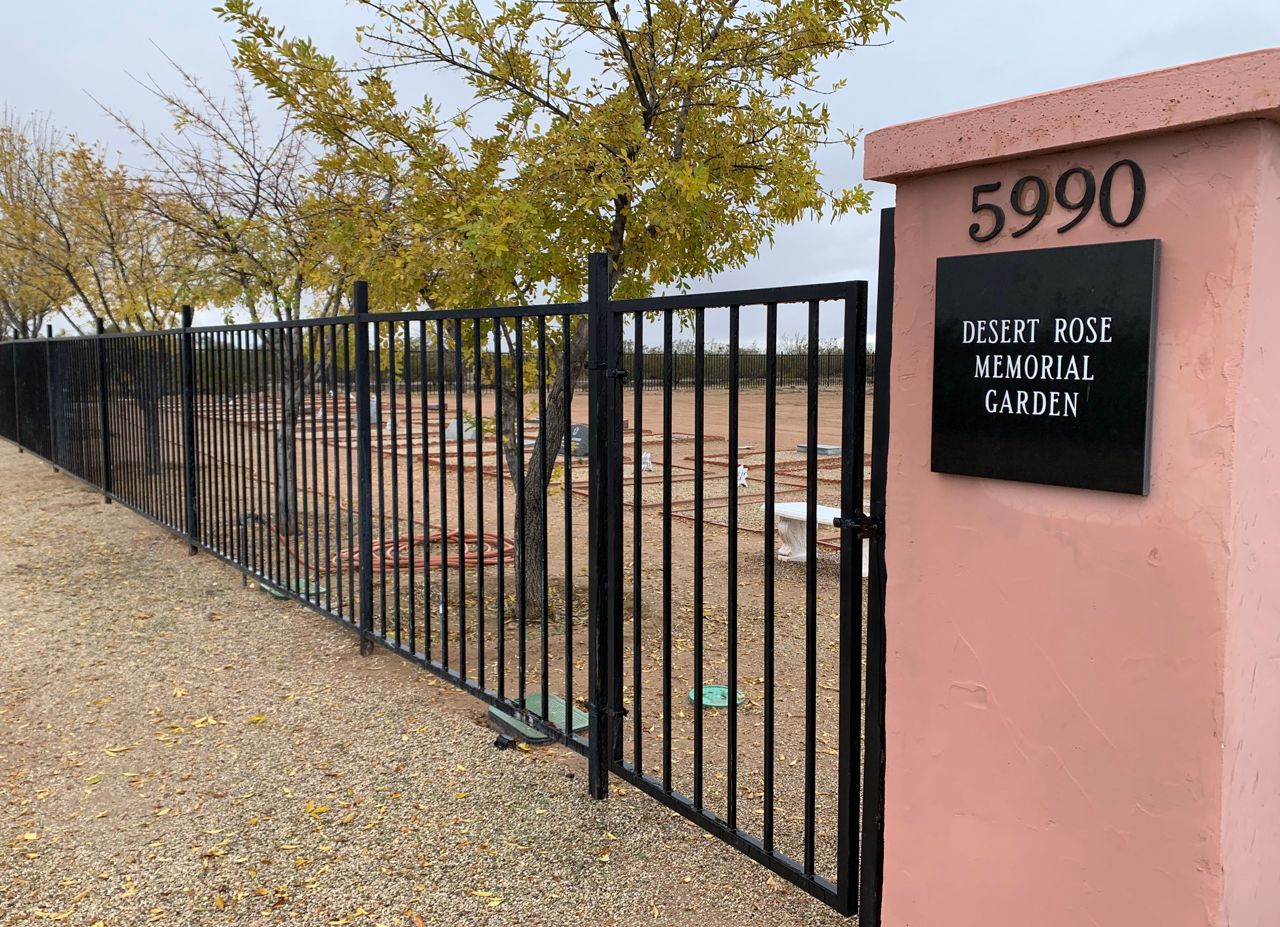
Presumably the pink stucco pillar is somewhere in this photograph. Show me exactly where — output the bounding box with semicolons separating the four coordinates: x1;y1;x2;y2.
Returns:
863;48;1280;927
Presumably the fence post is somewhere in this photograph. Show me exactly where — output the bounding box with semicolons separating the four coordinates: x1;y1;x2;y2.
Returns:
10;328;20;453
43;324;58;470
353;281;375;656
180;305;199;554
95;318;113;503
586;251;624;799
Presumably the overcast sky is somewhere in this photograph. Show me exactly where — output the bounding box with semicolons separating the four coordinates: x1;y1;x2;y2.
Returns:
3;0;1280;343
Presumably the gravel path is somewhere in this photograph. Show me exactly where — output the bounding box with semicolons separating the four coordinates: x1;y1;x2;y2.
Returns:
0;444;850;927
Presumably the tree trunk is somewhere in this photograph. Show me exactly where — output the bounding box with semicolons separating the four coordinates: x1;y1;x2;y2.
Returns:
499;317;592;624
272;327;334;537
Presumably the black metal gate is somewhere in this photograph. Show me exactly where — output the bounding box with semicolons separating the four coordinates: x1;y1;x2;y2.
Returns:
581;209;892;917
0;210;892;921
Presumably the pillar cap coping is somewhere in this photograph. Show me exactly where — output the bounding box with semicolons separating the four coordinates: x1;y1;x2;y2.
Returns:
864;47;1280;182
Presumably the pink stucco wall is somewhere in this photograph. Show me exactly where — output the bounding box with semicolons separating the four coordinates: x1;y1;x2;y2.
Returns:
865;50;1280;927
1222;120;1280;927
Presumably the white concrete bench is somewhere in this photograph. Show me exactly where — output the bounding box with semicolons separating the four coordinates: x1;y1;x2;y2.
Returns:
763;501;841;562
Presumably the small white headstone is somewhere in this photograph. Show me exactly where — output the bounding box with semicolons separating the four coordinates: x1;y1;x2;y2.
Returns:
445;417;476;440
737;464;749;488
640;451;653;472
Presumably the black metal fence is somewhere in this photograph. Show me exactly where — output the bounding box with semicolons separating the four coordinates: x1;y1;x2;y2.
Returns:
0;251;889;922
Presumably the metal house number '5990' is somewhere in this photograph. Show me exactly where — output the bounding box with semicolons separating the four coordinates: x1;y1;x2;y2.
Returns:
968;160;1146;242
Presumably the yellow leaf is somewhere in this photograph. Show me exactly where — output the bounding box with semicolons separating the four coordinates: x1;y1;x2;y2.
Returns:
246;714;266;725
19;832;38;840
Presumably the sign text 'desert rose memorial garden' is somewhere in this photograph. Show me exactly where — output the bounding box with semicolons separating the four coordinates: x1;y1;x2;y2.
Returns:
930;239;1159;494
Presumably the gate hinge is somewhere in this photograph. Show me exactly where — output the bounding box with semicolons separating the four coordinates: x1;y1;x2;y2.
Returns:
587;701;629;723
833;512;883;540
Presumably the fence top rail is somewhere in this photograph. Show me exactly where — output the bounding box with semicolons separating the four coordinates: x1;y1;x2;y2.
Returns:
1;281;867;345
2;301;592;345
366;301;588;325
610;280;864;315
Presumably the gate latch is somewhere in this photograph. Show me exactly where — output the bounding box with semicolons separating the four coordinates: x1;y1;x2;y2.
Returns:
833;512;883;539
586;361;630;384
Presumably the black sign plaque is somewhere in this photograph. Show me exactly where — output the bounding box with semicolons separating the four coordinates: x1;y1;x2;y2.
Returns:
931;239;1159;494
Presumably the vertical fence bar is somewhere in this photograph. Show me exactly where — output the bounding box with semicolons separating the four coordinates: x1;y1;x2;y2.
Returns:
661;311;673;792
45;325;56;470
492;322;505;697
859;208;895;927
836;281;869;914
374;323;388;638
763;302;778;851
11;329;21;453
404;321;417;653
452;318;467;678
803;299;820;876
96;318;112;503
344;326;357;622
561;314;574;734
387;322;401;644
436;320;451;670
513;321;525;701
631;314;643;773
726;304;740;830
301;327;316;602
606;304;625;770
321;328;334;616
473;319;486;685
587;251;619;799
536;317;548;719
181;306;199;553
354;282;375;655
692;306;706;810
427;322;437;660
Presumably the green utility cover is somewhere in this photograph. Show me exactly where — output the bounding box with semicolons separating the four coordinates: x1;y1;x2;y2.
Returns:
265;579;326;600
688;685;746;708
487;692;589;744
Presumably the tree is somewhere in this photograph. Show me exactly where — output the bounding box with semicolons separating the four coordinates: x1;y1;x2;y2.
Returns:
220;0;900;618
0;111;203;334
108;61;369;535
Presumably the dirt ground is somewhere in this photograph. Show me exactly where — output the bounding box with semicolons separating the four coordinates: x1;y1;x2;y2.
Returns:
97;382;871;884
0;442;854;927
